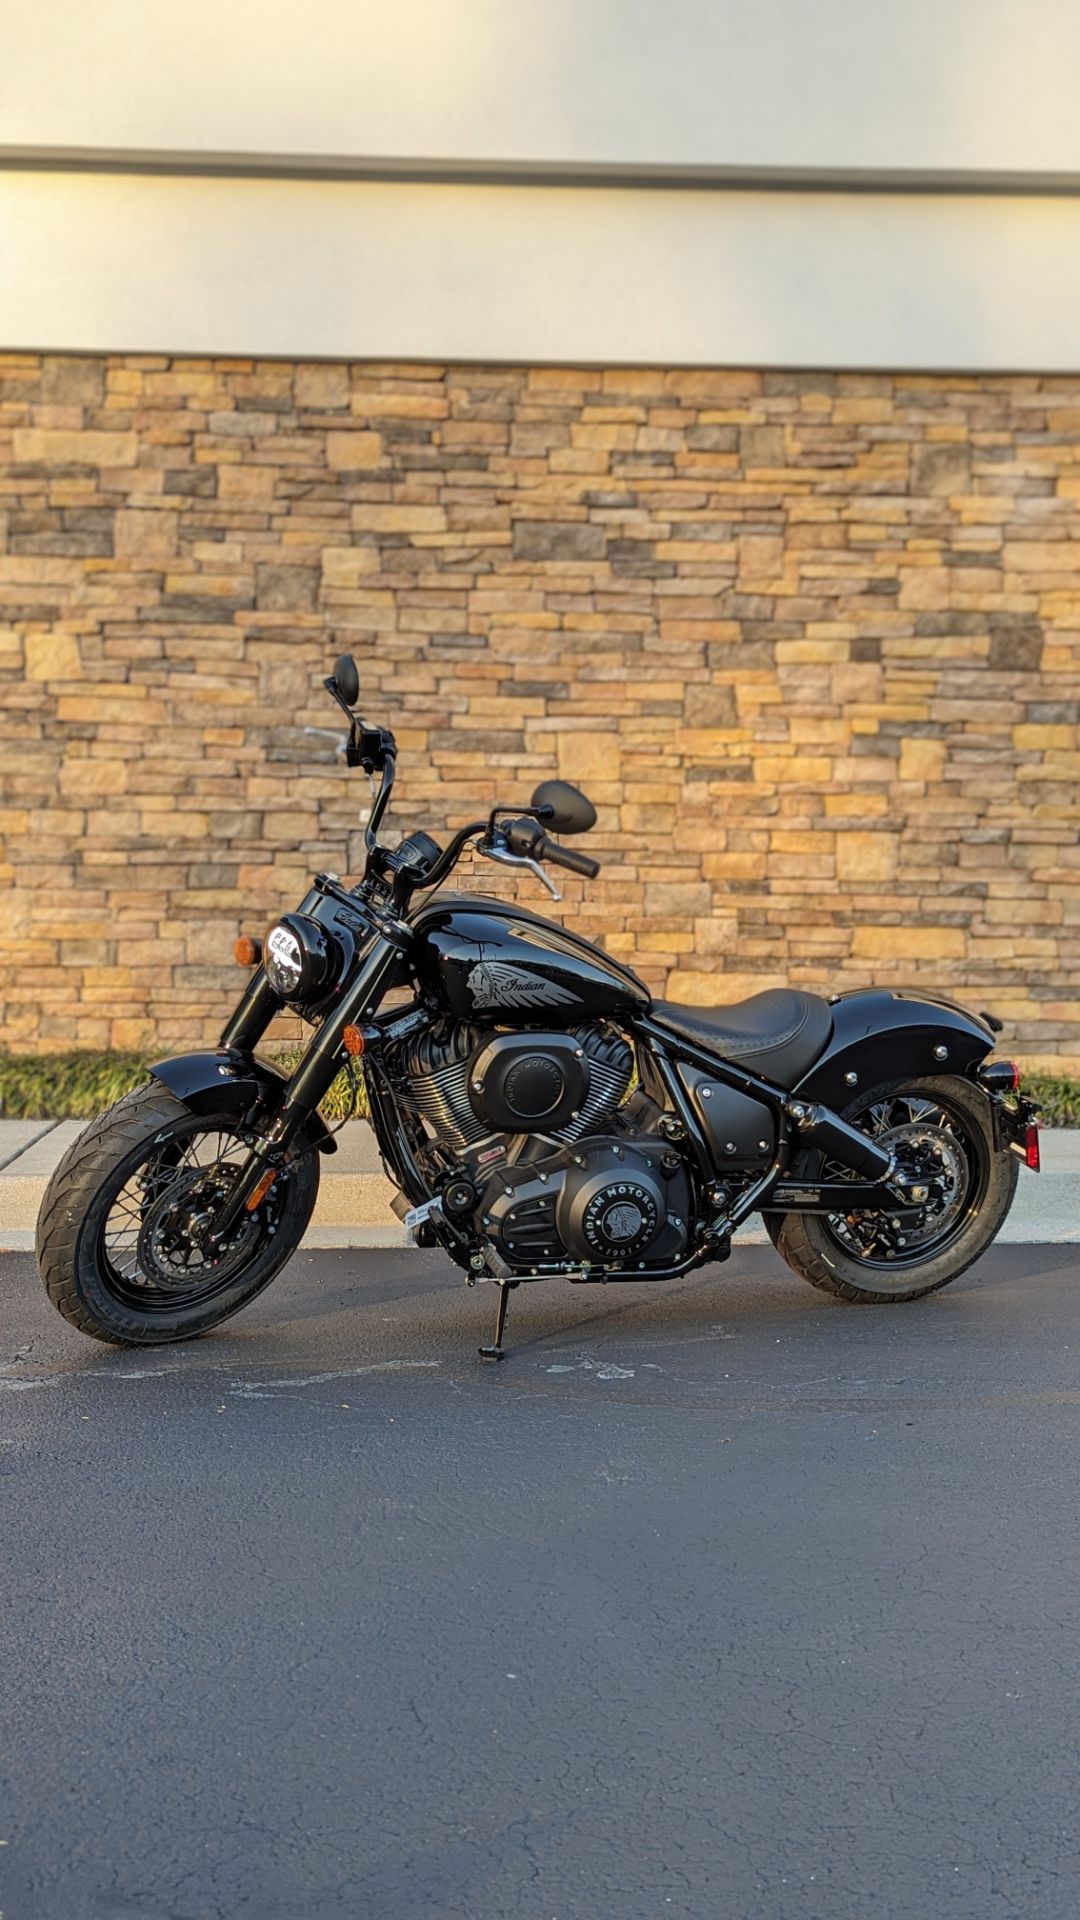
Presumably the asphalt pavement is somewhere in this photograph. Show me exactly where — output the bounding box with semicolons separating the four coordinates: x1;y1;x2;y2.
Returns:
5;1240;1080;1920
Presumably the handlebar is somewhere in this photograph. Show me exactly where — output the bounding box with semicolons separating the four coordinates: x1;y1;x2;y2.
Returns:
535;833;600;880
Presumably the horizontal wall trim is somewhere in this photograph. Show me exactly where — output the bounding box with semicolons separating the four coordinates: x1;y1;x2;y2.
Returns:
5;171;1080;370
4;147;1080;198
7;0;1080;183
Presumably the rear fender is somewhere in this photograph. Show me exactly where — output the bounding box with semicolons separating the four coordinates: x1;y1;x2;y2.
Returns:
148;1049;338;1155
794;990;996;1108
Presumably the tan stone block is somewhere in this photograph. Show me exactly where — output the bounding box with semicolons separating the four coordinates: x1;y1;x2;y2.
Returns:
664;370;762;399
164;571;244;598
1003;542;1080;572
752;757;832;784
216;464;278;501
852;925;965;960
898;567;950;610
110;1017;154;1048
701;853;763;878
25;632;81;679
556;732;620;781
1014;723;1075;750
296;363;350;408
321;546;380;587
644;881;713;917
672;968;787;1003
771;831;836;856
352;392;448;419
115;509;179;561
327;431;383;469
898;737;946;782
836;831;898;882
738;533;783;576
570;423;637;451
13;428;137;466
350;505;447;533
776;640;850;664
59;760;128;796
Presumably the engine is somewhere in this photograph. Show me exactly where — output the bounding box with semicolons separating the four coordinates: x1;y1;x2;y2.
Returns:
385;1017;693;1271
386;1017;636;1155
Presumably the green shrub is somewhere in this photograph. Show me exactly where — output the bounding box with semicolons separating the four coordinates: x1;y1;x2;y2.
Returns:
1024;1072;1080;1129
0;1049;368;1123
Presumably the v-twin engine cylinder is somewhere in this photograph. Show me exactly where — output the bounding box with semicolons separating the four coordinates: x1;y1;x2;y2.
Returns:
387;1018;634;1154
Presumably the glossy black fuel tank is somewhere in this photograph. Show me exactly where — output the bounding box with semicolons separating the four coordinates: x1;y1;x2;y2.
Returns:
409;892;650;1024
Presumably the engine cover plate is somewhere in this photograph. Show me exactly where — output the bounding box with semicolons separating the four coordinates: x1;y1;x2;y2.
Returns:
468;1031;588;1134
478;1138;691;1273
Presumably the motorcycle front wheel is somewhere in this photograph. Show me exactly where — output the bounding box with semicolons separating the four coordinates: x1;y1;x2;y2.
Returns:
765;1074;1018;1304
36;1082;320;1344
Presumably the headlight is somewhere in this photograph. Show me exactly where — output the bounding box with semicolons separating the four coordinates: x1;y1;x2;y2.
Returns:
263;914;343;1004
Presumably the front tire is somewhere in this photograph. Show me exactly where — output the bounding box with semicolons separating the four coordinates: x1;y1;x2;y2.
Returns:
768;1074;1018;1304
36;1082;320;1344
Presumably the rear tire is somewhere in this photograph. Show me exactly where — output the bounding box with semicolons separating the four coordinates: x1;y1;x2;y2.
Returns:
36;1082;320;1345
767;1074;1018;1304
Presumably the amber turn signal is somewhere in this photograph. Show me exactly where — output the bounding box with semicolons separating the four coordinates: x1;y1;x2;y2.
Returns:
234;936;262;967
342;1025;365;1057
245;1169;278;1212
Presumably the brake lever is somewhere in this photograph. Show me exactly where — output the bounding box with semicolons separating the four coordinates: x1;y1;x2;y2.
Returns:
473;837;562;901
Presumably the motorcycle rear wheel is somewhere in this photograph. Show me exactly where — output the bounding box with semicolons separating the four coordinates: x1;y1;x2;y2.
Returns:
766;1074;1018;1304
36;1082;320;1344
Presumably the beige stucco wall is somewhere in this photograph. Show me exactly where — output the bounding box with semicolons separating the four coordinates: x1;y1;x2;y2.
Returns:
5;172;1080;369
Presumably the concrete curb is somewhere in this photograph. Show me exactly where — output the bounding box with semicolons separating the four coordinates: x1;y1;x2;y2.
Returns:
2;1118;1076;1253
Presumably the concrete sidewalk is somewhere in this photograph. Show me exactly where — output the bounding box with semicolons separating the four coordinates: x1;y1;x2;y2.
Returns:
0;1117;404;1253
1;1116;1075;1252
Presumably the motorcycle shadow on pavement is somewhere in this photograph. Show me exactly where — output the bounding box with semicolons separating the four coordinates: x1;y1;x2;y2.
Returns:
171;1242;993;1362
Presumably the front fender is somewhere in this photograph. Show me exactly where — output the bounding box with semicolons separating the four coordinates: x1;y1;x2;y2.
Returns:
148;1049;338;1155
795;990;996;1108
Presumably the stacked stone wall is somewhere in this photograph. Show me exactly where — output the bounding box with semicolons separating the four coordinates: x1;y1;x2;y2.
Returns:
2;353;1079;1064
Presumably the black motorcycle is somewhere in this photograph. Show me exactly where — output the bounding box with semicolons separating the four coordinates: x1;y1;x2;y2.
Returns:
38;653;1041;1358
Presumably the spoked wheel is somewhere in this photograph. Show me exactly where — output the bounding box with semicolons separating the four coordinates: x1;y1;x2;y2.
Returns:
768;1074;1018;1304
36;1083;320;1344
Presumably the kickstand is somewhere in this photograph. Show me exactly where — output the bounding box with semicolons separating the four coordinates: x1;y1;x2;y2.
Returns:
479;1280;516;1363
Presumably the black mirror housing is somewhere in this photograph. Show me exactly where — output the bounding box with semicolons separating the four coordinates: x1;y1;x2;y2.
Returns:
334;654;360;706
530;779;597;836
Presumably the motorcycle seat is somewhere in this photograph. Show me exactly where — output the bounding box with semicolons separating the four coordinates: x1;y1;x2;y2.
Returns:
650;988;833;1088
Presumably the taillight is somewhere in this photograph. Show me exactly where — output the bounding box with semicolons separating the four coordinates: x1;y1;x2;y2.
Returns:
1025;1123;1041;1171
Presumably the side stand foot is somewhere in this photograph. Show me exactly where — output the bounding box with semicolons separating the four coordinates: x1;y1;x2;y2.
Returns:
479;1280;514;1362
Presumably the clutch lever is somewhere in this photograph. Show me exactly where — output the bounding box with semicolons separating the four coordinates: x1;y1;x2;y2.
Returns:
303;726;349;757
473;836;562;901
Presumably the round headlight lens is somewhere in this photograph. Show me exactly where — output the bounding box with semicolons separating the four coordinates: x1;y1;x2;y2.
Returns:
265;922;304;998
263;914;342;1004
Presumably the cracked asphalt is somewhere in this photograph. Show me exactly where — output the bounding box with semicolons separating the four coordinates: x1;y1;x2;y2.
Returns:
4;1241;1080;1920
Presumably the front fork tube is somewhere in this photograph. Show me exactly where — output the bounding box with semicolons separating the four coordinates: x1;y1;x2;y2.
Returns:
221;967;278;1052
207;935;404;1246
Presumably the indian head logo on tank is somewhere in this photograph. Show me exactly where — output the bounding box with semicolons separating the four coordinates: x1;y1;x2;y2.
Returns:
466;961;577;1013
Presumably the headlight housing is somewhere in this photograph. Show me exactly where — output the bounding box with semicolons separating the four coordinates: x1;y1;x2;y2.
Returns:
263;913;343;1004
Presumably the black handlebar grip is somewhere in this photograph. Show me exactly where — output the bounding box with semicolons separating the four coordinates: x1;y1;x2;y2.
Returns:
538;835;601;880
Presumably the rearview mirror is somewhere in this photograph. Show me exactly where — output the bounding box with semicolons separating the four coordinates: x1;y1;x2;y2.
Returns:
530;780;597;836
334;653;359;706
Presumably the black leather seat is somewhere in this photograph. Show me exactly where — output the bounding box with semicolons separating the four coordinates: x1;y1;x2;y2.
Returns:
651;988;833;1088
